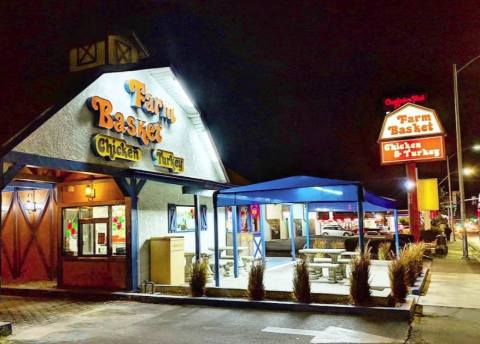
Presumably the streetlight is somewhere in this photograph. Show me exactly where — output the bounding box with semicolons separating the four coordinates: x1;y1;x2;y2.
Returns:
463;167;475;176
404;179;416;191
439;146;478;241
453;55;480;259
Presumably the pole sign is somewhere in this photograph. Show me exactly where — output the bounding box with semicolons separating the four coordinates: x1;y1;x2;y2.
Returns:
380;136;445;165
378;103;446;165
383;93;427;112
378;102;446;243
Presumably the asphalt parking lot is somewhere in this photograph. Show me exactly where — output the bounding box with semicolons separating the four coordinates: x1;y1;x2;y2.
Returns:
0;295;410;343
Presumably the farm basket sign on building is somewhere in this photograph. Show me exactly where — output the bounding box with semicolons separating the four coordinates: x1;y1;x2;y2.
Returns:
378;103;446;165
152;149;184;173
86;79;184;172
91;134;142;162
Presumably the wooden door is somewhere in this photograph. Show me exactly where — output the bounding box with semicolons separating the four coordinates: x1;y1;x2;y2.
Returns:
1;189;57;284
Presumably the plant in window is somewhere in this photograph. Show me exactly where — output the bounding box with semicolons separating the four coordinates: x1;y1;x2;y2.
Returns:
189;260;208;297
247;261;265;300
293;259;311;303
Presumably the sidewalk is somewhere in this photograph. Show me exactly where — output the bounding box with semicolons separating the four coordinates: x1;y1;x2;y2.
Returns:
418;239;480;309
408;239;480;343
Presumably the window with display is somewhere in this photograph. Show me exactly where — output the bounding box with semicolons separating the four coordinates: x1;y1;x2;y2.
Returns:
62;205;126;257
168;204;207;232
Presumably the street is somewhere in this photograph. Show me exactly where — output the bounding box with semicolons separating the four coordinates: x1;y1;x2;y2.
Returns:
0;296;409;344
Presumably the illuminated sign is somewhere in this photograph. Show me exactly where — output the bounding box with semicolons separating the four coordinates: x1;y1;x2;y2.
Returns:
91;134;142;162
383;93;427;111
87;79;184;172
87;96;162;146
152;149;184;173
380;136;445;165
378;103;444;141
417;179;439;211
124;79;176;124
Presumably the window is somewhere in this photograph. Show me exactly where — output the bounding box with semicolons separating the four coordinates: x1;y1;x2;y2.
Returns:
62;205;126;257
111;205;127;255
168;204;207;232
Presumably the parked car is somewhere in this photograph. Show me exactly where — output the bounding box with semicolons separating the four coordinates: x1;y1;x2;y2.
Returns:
321;225;354;237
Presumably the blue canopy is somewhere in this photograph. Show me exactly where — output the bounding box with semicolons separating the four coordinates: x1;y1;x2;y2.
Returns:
212;176;400;287
217;176;396;211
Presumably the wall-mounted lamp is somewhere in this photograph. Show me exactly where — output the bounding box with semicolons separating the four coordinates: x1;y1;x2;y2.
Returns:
26;190;38;214
85;183;96;201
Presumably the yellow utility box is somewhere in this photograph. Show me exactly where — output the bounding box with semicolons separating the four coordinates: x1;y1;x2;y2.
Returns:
150;236;185;285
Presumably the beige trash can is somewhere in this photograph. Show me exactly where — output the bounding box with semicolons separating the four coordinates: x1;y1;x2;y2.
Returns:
150;236;185;285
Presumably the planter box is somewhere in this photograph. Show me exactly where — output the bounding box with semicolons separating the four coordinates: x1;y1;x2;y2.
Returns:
370;260;391;266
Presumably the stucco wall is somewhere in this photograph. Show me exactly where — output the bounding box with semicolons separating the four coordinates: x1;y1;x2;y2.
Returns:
137;180;226;283
14;68;227;183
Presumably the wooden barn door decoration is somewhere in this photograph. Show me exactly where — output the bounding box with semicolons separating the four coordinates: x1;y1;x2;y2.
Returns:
1;189;56;283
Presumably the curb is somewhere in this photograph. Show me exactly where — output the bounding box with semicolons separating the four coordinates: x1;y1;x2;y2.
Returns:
411;267;430;296
468;242;480;262
1;287;412;320
0;322;12;337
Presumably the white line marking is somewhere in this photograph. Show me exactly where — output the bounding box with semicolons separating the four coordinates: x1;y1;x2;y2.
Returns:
262;326;403;343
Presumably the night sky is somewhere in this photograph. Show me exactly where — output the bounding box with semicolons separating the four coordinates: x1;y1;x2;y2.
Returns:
3;1;480;208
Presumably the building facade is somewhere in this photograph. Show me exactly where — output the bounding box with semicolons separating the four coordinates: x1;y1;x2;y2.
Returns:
1;66;229;290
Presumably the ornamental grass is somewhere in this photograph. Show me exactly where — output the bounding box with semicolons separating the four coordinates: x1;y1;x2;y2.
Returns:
349;253;371;306
247;261;266;301
389;258;408;304
293;259;311;303
400;243;425;286
189;260;208;297
378;241;392;260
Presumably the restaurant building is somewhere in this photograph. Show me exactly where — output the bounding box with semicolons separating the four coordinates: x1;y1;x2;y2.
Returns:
0;53;231;290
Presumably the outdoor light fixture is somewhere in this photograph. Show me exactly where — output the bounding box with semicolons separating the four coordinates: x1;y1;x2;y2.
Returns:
463;167;475;176
404;179;416;191
26;190;38;214
85;183;96;201
472;144;480;151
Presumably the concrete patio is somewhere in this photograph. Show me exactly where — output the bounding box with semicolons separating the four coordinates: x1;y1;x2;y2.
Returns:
210;257;391;295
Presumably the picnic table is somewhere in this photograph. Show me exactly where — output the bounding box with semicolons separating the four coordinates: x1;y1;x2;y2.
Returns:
299;248;346;263
299;248;346;282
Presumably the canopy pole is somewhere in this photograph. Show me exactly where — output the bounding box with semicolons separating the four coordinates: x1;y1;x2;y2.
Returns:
232;205;239;278
194;194;201;262
357;186;365;256
393;209;401;258
213;192;220;287
260;204;266;262
289;205;296;260
304;204;310;249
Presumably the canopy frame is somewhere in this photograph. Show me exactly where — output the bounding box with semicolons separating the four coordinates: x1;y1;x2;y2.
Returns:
212;176;398;287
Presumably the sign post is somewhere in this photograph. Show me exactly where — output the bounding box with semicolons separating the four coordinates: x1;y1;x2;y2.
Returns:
406;162;421;241
378;103;446;242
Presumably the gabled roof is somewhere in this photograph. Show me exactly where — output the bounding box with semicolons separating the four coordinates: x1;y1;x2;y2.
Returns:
0;58;165;158
0;57;229;183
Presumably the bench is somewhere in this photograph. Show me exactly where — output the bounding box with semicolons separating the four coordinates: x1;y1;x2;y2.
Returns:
241;256;263;270
340;251;359;259
217;259;234;277
313;257;332;263
309;263;340;283
337;258;352;278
